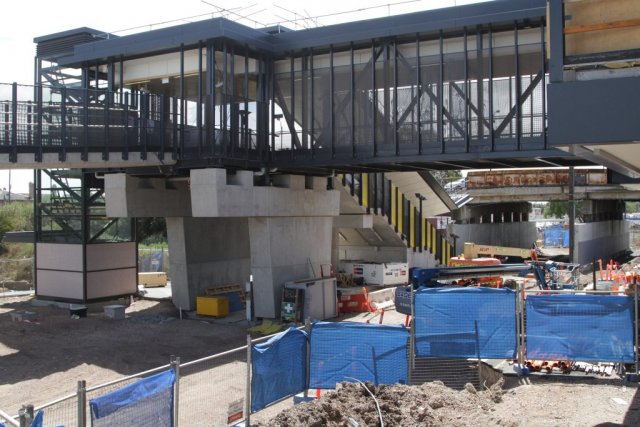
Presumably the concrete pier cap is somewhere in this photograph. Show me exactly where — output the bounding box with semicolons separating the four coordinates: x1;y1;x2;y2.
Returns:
189;168;340;318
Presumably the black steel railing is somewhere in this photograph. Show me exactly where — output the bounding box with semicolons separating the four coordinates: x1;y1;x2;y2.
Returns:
0;82;268;164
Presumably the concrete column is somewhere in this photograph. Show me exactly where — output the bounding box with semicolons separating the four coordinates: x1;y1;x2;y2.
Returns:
249;216;333;318
166;217;251;310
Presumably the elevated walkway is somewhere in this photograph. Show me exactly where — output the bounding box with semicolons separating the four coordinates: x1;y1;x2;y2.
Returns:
0;0;588;172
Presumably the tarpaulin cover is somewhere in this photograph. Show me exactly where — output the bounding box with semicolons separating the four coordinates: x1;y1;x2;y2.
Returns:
526;295;635;362
309;322;408;388
30;410;43;427
138;249;165;272
90;369;175;427
251;327;307;413
414;287;517;359
544;227;569;248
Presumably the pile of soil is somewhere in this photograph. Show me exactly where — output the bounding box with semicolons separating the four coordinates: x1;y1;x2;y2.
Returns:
261;380;508;427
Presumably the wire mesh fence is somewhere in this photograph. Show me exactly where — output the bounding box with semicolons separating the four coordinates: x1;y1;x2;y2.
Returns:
0;408;18;427
89;370;175;427
8;285;639;426
178;346;248;427
410;357;481;390
138;248;170;274
85;364;172;423
34;393;78;427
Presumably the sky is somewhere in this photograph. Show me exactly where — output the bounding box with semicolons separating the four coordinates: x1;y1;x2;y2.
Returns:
0;0;486;193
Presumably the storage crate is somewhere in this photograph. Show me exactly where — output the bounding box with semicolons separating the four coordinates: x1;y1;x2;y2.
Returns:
196;296;229;317
138;272;168;287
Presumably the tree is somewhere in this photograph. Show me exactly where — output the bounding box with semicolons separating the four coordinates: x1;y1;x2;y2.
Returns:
542;201;584;219
626;201;640;213
137;217;167;244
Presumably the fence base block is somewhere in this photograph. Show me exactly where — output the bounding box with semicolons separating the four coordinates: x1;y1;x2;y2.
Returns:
512;365;530;376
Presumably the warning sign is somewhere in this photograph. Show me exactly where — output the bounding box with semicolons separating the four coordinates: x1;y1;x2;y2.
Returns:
227;398;244;425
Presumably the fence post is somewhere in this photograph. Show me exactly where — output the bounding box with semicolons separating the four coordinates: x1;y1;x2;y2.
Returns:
410;284;415;374
18;405;33;427
171;355;180;427
304;318;312;397
635;276;639;375
515;282;522;370
515;281;526;373
475;321;483;388
245;334;252;427
77;380;86;427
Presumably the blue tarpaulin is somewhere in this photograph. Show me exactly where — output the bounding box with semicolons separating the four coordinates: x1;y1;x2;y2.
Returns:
251;327;308;413
544;227;569;248
309;322;408;388
526;295;635;362
414;287;517;359
30;410;42;427
90;369;175;427
138;250;165;272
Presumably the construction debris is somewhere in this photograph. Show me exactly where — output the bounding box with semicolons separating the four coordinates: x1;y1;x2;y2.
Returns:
258;380;507;427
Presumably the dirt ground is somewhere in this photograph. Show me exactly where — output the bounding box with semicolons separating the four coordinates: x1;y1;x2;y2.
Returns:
1;294;640;426
260;378;640;427
0;294;249;415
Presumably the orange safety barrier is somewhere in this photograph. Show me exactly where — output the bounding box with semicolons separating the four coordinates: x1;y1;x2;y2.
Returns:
338;287;374;313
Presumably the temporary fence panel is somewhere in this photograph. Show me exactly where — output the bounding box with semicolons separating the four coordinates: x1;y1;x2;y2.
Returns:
251;327;308;412
30;411;43;427
35;394;77;427
89;369;175;427
178;347;247;426
526;295;635;362
414;287;517;359
138;249;167;272
309;322;408;389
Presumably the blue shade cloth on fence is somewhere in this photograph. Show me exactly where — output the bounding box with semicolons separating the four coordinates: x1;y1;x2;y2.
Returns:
526;295;635;362
414;287;517;359
138;250;164;272
544;227;569;248
90;369;175;427
309;322;408;389
30;410;42;427
251;327;308;413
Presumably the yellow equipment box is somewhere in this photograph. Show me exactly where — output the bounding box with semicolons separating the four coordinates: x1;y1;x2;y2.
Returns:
138;272;168;288
196;296;229;317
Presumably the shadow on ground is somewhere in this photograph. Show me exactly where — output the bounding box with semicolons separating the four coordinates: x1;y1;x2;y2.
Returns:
0;295;249;386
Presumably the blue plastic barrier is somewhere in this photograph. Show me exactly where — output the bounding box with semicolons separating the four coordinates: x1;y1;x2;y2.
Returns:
251;327;307;412
414;287;517;359
90;369;175;427
544;227;569;248
526;295;635;362
30;410;42;427
309;322;408;388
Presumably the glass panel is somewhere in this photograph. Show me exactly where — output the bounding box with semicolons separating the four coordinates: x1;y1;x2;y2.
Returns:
492;30;516;139
312;52;332;158
419;39;441;149
333;50;351;151
353;47;373;156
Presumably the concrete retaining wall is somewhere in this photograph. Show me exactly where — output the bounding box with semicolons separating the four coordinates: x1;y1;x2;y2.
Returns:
575;220;630;264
